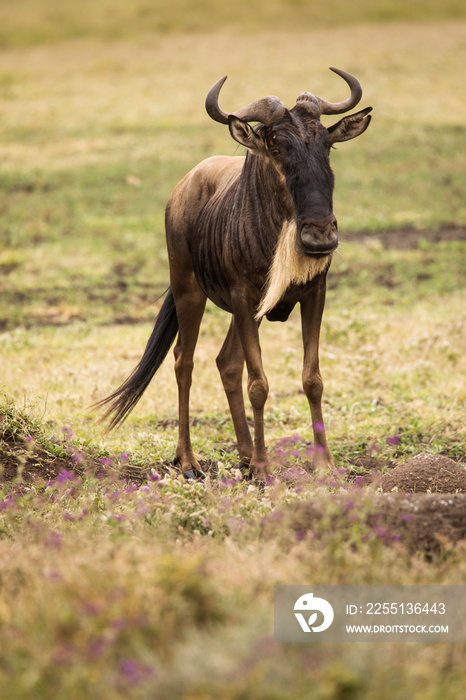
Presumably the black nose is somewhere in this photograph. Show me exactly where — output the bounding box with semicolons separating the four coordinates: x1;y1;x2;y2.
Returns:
299;215;338;255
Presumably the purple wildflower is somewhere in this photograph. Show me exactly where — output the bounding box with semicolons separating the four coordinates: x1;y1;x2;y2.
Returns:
87;637;107;657
263;510;283;524
276;434;301;448
135;501;148;517
119;659;156;685
99;457;113;466
282;466;303;481
57;469;74;483
0;495;15;511
386;435;401;445
374;526;400;543
227;517;246;535
45;530;63;548
82;602;103;616
375;526;388;539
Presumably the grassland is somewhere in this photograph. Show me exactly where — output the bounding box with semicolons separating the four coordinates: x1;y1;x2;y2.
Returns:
1;2;466;697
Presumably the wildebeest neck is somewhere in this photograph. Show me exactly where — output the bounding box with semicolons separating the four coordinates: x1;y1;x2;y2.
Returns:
236;150;294;228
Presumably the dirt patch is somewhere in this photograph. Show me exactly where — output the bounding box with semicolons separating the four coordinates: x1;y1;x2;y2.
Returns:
369;493;466;553
340;225;466;250
265;451;466;554
381;453;466;493
0;444;80;484
278;492;466;555
0;438;218;485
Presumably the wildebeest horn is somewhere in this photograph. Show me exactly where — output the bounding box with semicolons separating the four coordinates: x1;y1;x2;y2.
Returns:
296;67;363;117
206;75;286;126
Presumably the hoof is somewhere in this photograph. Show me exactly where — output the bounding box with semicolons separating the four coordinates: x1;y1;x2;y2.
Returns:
183;469;197;480
182;468;206;481
248;466;272;483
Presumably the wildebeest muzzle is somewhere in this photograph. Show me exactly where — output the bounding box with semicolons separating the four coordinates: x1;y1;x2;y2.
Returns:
298;215;338;256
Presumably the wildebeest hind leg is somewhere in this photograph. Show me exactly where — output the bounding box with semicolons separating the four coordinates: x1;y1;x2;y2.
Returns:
216;317;253;466
172;280;207;477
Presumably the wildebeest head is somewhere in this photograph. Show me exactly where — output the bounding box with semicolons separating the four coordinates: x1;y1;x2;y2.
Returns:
206;68;372;257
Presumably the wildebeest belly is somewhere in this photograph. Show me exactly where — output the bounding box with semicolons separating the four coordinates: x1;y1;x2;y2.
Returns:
189;212;269;314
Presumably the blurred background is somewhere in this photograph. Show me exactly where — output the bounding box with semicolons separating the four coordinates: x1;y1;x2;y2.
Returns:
1;0;465;328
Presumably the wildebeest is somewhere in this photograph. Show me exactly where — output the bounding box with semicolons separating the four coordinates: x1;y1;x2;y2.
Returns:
97;67;372;480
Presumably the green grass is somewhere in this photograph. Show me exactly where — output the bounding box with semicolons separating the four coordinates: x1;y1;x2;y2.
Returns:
1;22;465;329
1;7;466;698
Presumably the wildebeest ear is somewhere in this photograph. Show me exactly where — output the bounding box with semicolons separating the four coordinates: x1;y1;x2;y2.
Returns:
327;107;372;144
228;116;266;154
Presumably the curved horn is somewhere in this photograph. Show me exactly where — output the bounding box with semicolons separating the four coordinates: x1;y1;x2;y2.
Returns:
317;67;363;115
205;75;286;126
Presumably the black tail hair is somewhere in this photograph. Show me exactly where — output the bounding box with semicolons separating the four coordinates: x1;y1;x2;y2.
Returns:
94;287;178;430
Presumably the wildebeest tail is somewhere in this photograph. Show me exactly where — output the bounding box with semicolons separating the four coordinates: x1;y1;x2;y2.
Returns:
94;287;178;431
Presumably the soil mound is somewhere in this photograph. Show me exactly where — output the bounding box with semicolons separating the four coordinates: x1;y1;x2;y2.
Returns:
278;492;466;555
382;453;466;493
373;493;466;553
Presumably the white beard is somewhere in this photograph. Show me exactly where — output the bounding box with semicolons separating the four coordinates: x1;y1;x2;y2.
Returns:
255;220;332;321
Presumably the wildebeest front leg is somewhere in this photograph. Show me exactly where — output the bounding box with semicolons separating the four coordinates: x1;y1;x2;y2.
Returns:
231;291;270;481
216;317;253;466
301;276;335;472
172;284;207;477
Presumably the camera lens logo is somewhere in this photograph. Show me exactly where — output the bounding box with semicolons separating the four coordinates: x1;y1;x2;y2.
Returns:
294;592;334;633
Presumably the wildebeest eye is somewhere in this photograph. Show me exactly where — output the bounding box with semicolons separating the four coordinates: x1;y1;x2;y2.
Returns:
269;147;281;157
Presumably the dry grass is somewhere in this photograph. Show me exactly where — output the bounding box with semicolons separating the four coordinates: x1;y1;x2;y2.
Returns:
1;0;465;47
